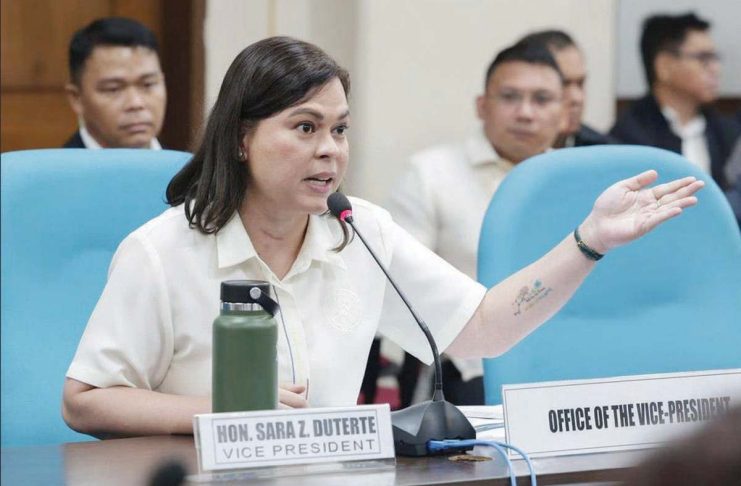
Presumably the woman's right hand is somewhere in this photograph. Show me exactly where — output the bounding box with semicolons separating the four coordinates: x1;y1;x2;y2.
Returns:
279;383;308;409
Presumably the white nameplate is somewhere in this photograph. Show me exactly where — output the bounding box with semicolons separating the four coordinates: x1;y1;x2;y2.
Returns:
502;369;741;458
193;404;394;472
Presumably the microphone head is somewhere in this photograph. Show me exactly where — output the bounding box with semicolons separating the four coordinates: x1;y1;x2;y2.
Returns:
148;460;187;486
327;192;353;222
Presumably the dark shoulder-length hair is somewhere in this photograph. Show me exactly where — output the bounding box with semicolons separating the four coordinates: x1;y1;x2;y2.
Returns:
166;36;351;247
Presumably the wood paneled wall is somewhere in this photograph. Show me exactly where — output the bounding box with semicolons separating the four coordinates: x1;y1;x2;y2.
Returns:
1;0;203;152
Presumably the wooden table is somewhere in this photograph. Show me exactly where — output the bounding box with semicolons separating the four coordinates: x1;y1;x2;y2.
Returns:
1;435;647;485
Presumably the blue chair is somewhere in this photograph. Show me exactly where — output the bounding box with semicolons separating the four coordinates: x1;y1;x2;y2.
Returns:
1;149;191;446
478;145;741;404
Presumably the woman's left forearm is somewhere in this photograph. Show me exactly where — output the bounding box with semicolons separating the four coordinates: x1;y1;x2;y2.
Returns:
447;171;704;358
447;232;596;358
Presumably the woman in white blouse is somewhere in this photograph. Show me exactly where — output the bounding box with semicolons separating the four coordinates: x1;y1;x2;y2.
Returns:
63;37;703;439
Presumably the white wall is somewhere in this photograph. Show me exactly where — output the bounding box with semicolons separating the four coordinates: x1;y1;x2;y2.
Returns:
204;0;269;115
204;0;355;116
351;0;617;203
203;0;618;203
616;0;741;97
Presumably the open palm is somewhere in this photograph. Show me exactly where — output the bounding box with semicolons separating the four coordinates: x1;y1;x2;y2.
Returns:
581;170;705;254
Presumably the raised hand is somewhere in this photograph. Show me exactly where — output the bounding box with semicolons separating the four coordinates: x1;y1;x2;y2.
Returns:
578;170;704;255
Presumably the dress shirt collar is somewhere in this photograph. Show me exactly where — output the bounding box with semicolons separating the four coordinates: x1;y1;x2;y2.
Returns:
661;106;710;174
79;126;162;150
465;128;515;171
216;211;346;271
292;212;347;272
661;106;706;139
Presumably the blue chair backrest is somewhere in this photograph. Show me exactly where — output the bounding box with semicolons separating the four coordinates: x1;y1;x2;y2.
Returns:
1;149;191;446
478;145;741;404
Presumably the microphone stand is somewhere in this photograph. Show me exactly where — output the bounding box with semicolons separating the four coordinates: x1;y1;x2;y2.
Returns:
344;218;476;456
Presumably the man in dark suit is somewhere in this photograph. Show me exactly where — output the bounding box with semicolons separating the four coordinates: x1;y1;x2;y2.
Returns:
610;12;740;190
519;30;616;148
64;17;167;149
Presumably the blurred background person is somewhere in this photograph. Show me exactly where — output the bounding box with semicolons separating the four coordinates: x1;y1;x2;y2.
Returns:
64;17;167;149
724;136;741;225
385;41;565;405
610;12;740;190
519;29;616;148
621;405;741;486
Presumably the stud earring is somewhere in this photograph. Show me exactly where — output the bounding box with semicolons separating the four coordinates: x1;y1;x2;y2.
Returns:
238;148;245;160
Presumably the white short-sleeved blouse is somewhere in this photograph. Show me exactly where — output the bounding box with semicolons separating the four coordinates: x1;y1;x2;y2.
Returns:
67;197;487;406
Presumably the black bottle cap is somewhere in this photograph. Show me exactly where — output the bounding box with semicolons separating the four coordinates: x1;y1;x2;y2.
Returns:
220;280;272;304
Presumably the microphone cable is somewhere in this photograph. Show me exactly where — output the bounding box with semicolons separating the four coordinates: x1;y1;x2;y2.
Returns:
427;439;537;486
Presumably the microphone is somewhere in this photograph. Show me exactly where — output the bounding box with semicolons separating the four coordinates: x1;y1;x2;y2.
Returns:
327;192;475;456
147;460;186;486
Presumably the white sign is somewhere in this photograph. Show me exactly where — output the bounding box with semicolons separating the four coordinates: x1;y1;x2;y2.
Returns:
193;404;395;472
502;369;741;458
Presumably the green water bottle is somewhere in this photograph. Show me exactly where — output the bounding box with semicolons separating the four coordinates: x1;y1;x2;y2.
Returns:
212;280;279;413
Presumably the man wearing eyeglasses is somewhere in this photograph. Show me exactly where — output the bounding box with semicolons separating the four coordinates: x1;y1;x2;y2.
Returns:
610;12;740;190
382;42;564;406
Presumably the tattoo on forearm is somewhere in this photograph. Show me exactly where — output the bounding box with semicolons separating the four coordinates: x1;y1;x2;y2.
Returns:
512;279;552;316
